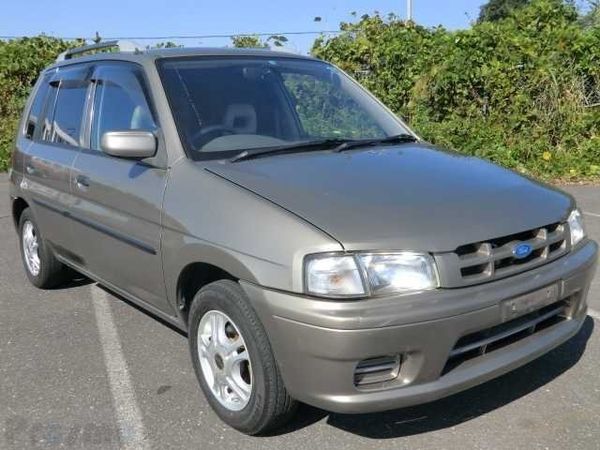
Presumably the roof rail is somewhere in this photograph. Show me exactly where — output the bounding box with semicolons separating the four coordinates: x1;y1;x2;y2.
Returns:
56;40;141;62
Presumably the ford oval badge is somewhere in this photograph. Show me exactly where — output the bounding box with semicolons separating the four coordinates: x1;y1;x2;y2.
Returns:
513;243;533;259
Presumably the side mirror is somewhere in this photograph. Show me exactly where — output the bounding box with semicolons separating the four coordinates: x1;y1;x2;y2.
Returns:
100;131;157;159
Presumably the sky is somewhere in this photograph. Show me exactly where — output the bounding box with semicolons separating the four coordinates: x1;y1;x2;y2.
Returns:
1;0;485;53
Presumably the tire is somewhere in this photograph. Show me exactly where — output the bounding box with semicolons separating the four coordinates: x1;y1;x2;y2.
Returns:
188;280;297;435
18;208;69;289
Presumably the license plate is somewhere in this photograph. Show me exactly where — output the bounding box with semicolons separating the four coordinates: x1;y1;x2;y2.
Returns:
501;284;559;321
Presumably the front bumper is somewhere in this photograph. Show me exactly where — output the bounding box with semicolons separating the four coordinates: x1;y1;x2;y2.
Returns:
242;240;598;414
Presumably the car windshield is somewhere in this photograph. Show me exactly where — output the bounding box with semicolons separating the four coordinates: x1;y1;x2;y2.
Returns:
157;56;411;159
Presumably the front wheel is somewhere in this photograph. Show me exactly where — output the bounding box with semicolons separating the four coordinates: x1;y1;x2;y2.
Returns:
188;280;297;435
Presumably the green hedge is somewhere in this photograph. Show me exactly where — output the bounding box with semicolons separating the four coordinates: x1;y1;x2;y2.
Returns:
1;1;599;181
312;0;600;181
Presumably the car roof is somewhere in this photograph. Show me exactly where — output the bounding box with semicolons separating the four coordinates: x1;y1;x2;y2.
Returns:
47;46;319;71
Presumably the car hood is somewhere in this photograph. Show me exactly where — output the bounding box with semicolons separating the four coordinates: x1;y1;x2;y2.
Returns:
205;143;573;252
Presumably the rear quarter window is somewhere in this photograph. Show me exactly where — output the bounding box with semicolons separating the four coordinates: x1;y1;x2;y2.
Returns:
24;75;51;140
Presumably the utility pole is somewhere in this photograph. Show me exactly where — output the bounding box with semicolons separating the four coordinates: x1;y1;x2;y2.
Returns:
407;0;413;22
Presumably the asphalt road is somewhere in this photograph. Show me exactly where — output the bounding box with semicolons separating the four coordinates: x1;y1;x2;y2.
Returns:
1;173;599;450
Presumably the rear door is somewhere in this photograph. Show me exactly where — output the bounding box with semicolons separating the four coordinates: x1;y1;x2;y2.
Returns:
20;65;92;256
69;61;171;312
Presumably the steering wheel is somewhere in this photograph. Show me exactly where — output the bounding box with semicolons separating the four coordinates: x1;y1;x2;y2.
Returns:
190;125;236;150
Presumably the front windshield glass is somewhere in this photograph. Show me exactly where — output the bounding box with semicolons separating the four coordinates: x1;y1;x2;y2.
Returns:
157;56;411;159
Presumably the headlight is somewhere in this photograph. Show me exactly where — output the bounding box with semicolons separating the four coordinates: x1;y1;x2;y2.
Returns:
568;209;586;247
359;253;439;295
305;252;438;298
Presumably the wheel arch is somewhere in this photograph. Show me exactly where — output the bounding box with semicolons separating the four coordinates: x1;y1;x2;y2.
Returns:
170;243;262;326
12;197;30;229
176;262;237;323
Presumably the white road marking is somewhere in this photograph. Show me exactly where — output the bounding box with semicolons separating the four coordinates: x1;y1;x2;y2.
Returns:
91;286;149;450
589;309;600;322
583;211;600;219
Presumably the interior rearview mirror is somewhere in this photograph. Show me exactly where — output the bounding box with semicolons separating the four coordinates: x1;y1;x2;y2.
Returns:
100;131;157;159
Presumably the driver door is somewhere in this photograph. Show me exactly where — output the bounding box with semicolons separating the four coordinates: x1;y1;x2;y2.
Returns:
69;62;171;313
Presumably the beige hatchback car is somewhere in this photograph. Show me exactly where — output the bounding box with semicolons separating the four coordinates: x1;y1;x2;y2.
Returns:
10;41;598;434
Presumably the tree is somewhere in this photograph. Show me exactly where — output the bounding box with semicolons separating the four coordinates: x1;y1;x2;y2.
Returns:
580;0;600;27
231;35;268;48
478;0;530;22
150;41;181;49
230;34;289;49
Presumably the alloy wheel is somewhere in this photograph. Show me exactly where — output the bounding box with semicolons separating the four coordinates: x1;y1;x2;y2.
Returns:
197;310;253;411
22;220;41;276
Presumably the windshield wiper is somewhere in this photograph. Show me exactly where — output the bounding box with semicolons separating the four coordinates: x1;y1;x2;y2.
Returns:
230;138;351;162
229;134;418;162
333;134;418;152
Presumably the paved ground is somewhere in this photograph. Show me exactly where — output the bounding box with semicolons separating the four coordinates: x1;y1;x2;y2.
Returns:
1;173;599;450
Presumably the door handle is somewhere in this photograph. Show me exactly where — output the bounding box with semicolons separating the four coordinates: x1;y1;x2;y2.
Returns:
75;175;90;189
25;164;37;175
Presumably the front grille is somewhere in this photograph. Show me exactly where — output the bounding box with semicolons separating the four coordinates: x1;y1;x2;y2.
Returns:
442;300;569;375
435;222;569;287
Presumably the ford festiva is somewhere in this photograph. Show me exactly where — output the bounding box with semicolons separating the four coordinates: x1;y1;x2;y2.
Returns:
9;41;598;434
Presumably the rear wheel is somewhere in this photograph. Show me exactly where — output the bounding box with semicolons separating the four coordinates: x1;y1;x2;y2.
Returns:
188;280;297;435
18;208;69;288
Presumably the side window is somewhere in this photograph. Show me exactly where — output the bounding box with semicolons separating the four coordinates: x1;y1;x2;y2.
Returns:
40;85;59;142
24;75;51;140
49;79;89;147
91;65;157;151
